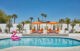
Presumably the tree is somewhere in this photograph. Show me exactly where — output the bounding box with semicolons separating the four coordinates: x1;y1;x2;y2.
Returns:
0;17;8;23
21;21;25;29
41;13;44;21
53;25;55;30
72;19;80;23
59;19;65;23
41;13;47;22
7;15;12;24
44;14;47;22
0;10;8;23
30;17;33;23
59;19;65;30
25;20;31;24
65;18;70;30
6;24;13;33
0;10;7;18
71;23;76;33
12;14;17;24
30;17;33;30
37;17;40;21
17;24;22;33
46;21;50;23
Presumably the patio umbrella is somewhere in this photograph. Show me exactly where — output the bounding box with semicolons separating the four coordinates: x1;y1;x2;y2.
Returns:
47;22;59;30
32;21;43;30
47;22;59;24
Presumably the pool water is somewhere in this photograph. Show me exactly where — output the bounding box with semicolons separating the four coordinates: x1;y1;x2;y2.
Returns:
0;37;80;49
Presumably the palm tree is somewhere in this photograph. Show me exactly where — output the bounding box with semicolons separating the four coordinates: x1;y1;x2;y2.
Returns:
37;17;40;21
59;19;65;30
17;24;22;33
21;21;25;29
12;14;17;24
44;14;47;22
41;13;47;22
6;24;13;33
41;13;44;21
30;17;33;23
65;18;70;30
7;15;12;24
71;23;76;33
30;17;33;30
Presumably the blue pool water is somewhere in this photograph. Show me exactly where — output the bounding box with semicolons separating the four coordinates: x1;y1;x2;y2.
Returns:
0;37;80;49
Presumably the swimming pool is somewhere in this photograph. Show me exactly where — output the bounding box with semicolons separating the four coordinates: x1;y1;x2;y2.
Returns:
0;37;80;49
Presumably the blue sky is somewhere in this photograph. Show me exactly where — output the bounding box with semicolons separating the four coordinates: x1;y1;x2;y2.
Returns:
0;0;80;23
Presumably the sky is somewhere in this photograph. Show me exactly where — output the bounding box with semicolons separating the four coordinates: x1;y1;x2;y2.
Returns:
0;0;80;23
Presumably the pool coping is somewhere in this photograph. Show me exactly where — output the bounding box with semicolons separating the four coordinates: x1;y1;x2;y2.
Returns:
1;46;80;51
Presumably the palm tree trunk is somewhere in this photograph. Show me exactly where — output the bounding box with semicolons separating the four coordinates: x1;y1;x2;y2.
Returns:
42;16;43;21
11;18;12;24
45;17;46;22
14;18;15;24
9;19;10;24
9;28;10;33
31;20;32;23
37;24;38;30
67;24;69;30
72;26;74;33
30;20;32;30
23;25;24;29
30;24;32;30
19;28;20;33
61;24;62;30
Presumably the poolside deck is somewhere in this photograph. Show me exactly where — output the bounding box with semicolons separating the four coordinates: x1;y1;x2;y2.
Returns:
22;33;68;37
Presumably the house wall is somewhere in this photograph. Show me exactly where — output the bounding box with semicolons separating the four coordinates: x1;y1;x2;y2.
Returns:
0;24;80;33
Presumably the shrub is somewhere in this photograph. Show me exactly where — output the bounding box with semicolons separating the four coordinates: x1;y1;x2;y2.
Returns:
0;28;2;32
17;24;22;33
65;28;68;31
6;24;13;33
75;31;80;33
5;29;8;33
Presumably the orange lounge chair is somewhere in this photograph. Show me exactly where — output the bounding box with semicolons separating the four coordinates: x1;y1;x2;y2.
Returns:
38;28;43;33
47;28;52;33
47;28;56;33
56;28;60;34
32;29;36;33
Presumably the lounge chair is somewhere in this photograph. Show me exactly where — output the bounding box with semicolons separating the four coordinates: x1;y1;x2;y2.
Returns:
47;28;56;33
47;28;52;33
56;28;60;34
38;28;43;33
31;29;36;33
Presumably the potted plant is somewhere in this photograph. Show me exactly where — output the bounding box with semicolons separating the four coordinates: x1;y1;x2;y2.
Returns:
65;28;68;33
